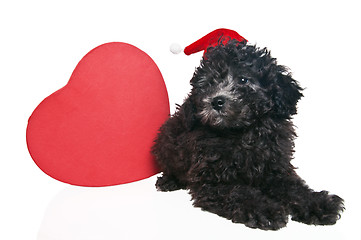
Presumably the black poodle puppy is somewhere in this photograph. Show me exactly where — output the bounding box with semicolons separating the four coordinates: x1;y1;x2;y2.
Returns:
152;39;344;230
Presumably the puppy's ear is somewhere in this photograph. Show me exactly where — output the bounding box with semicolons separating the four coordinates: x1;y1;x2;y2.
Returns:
179;97;197;130
272;72;303;118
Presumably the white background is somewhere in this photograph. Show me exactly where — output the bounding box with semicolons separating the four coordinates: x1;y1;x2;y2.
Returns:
1;0;360;239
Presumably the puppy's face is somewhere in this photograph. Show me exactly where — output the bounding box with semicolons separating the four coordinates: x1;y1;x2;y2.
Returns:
189;41;303;129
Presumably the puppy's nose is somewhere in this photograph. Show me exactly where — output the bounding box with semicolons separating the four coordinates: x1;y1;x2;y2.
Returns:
211;96;226;111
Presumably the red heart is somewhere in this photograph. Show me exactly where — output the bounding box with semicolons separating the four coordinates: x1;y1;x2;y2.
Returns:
26;42;169;187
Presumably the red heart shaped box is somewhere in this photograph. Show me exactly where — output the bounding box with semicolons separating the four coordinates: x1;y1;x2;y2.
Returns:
27;42;169;187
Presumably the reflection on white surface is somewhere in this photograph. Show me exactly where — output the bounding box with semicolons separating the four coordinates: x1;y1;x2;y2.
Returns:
37;176;162;240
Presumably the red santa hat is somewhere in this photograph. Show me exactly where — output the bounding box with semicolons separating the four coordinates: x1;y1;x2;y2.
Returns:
184;28;247;56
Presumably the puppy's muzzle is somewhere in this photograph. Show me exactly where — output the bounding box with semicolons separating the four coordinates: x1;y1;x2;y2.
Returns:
211;96;226;111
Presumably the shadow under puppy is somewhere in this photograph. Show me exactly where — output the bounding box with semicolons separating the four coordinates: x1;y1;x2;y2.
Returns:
152;31;344;230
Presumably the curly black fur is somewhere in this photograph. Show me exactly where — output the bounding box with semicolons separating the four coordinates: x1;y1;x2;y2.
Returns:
152;40;344;230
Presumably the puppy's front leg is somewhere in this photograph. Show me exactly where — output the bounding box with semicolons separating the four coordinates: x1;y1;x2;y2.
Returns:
152;114;190;192
156;173;186;192
262;171;344;225
189;183;289;230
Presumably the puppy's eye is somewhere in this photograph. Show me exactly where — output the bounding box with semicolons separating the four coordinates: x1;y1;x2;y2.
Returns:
238;78;248;84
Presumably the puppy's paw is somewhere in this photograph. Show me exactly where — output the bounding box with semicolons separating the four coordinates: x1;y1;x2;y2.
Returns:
156;174;186;192
291;191;344;225
232;202;289;230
